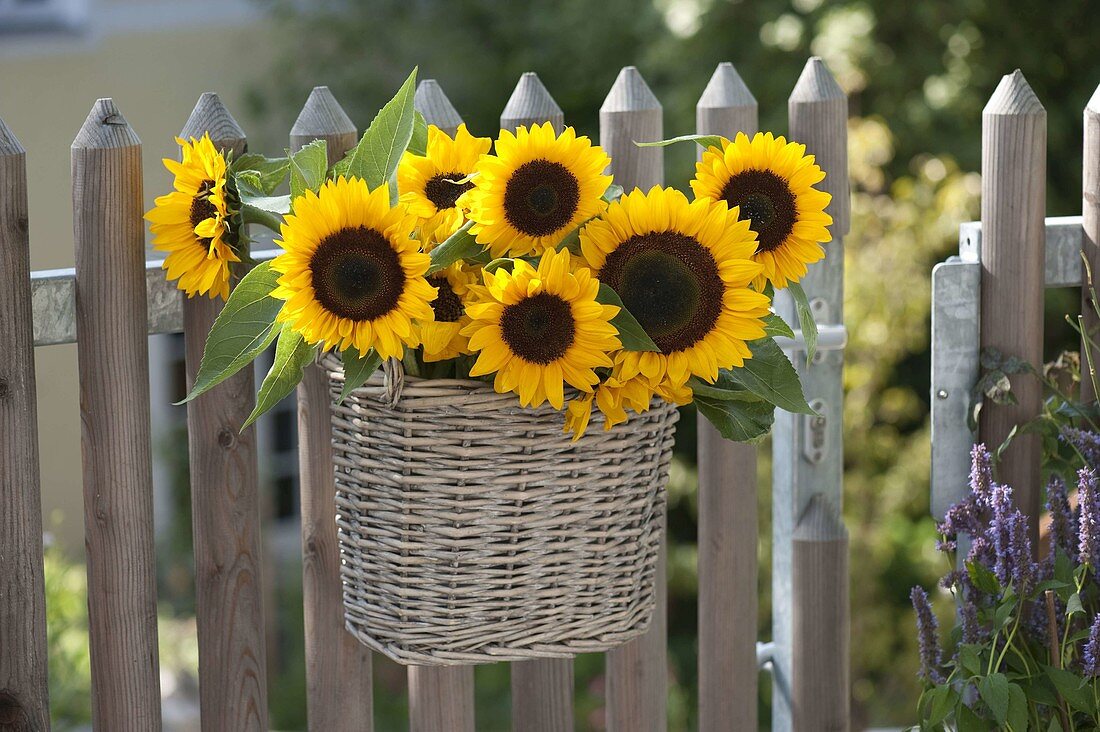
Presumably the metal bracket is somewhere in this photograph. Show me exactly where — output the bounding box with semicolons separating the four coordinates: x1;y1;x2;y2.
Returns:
775;323;848;356
756;641;775;671
802;399;828;464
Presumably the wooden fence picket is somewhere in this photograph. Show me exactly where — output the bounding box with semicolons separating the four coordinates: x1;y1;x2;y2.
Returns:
1081;86;1100;402
179;92;269;731
72;98;162;730
0;116;49;730
694;61;760;732
290;86;375;732
598;65;668;732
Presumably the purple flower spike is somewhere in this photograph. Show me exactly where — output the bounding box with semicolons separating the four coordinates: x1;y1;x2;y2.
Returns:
1063;427;1100;473
1079;468;1100;568
960;600;982;645
990;482;1015;585
1006;511;1036;595
970;443;996;508
1046;474;1078;562
1083;615;1100;677
911;586;946;684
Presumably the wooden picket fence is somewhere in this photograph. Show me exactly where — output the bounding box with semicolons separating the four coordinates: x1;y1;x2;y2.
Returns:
0;58;850;731
931;71;1098;549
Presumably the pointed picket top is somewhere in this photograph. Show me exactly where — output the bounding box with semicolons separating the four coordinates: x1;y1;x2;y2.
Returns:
180;92;246;152
698;62;755;110
789;57;844;104
415;79;463;136
0;116;23;156
73;98;141;149
984;69;1044;116
601;66;660;113
1088;82;1100;117
501;72;564;131
291;86;356;140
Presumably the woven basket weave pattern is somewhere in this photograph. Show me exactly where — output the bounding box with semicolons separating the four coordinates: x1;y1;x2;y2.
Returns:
325;355;679;665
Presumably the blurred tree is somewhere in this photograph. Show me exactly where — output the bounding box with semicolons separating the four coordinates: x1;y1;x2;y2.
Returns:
244;0;1100;728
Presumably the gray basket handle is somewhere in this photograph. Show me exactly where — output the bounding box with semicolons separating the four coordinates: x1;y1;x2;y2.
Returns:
382;356;405;408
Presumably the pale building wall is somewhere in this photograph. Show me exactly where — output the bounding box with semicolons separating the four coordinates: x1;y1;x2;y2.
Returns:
0;0;279;553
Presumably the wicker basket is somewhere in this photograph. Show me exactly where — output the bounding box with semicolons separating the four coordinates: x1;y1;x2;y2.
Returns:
324;354;679;665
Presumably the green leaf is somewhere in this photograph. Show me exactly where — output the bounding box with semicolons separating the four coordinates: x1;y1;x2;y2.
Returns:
955;700;991;732
635;133;725;152
695;394;775;443
925;684;957;727
244;324;316;429
687;376;765;402
717;337;815;414
788;282;819;361
239;193;291;215
978;673;1010;725
484;257;515;273
231;153;290;195
428;220;481;273
596;283;660;352
179;262;282;404
764;312;796;339
331;67;418;196
289;139;329;201
1005;683;1028;732
1066;592;1085;617
1045;666;1097;716
1048;716;1065;732
338;347;383;403
239;203;285;233
555;218;592;255
958;644;984;677
967;560;1002;595
408;110;429;156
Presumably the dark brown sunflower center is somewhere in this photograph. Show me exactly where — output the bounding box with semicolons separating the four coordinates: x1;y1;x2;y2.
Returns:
598;231;724;354
310;226;406;322
718;169;796;253
428;275;464;323
424;171;473;211
190;180;218;229
503;159;581;237
500;292;576;364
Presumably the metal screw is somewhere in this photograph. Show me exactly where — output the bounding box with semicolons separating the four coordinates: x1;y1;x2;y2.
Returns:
936;389;949;400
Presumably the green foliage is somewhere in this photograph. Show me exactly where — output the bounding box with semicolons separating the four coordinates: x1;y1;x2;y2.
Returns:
288;138;329;200
180;261;282;404
595;283;660;352
339;347;383;403
426;220;482;273
246;323;318;428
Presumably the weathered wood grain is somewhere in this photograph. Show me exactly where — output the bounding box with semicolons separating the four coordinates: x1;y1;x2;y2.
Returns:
179;92;268;731
290;86;375;732
599;65;667;732
499;73;576;732
415;79;464;138
695;60;760;732
791;495;849;731
979;70;1046;541
1081;85;1100;402
501;72;564;133
409;666;475;732
72;98;162;730
0;118;49;731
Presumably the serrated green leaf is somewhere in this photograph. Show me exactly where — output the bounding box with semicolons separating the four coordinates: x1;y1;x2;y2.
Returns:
764;312;795;339
967;559;1002;595
289;139;328;201
339;347;383;403
717;337;815;414
1005;683;1027;732
1045;666;1096;716
978;673;1010;725
955;700;991;732
331;67;418;194
596;283;660;352
695;394;775;443
925;684;957;727
635;133;725;152
231;153;290;194
428;220;481;273
408;110;429;156
239;193;291;215
179;262;282;404
958;644;984;677
788;282;819;361
244;323;316;428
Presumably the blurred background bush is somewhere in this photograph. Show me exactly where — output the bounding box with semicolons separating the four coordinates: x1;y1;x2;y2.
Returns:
29;0;1100;729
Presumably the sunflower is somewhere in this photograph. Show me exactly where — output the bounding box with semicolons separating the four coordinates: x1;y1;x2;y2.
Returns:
146;133;239;300
270;176;436;360
462;247;621;410
416;263;477;362
398;124;491;244
460;122;612;258
563;369;692;441
690;131;832;289
580;186;770;390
